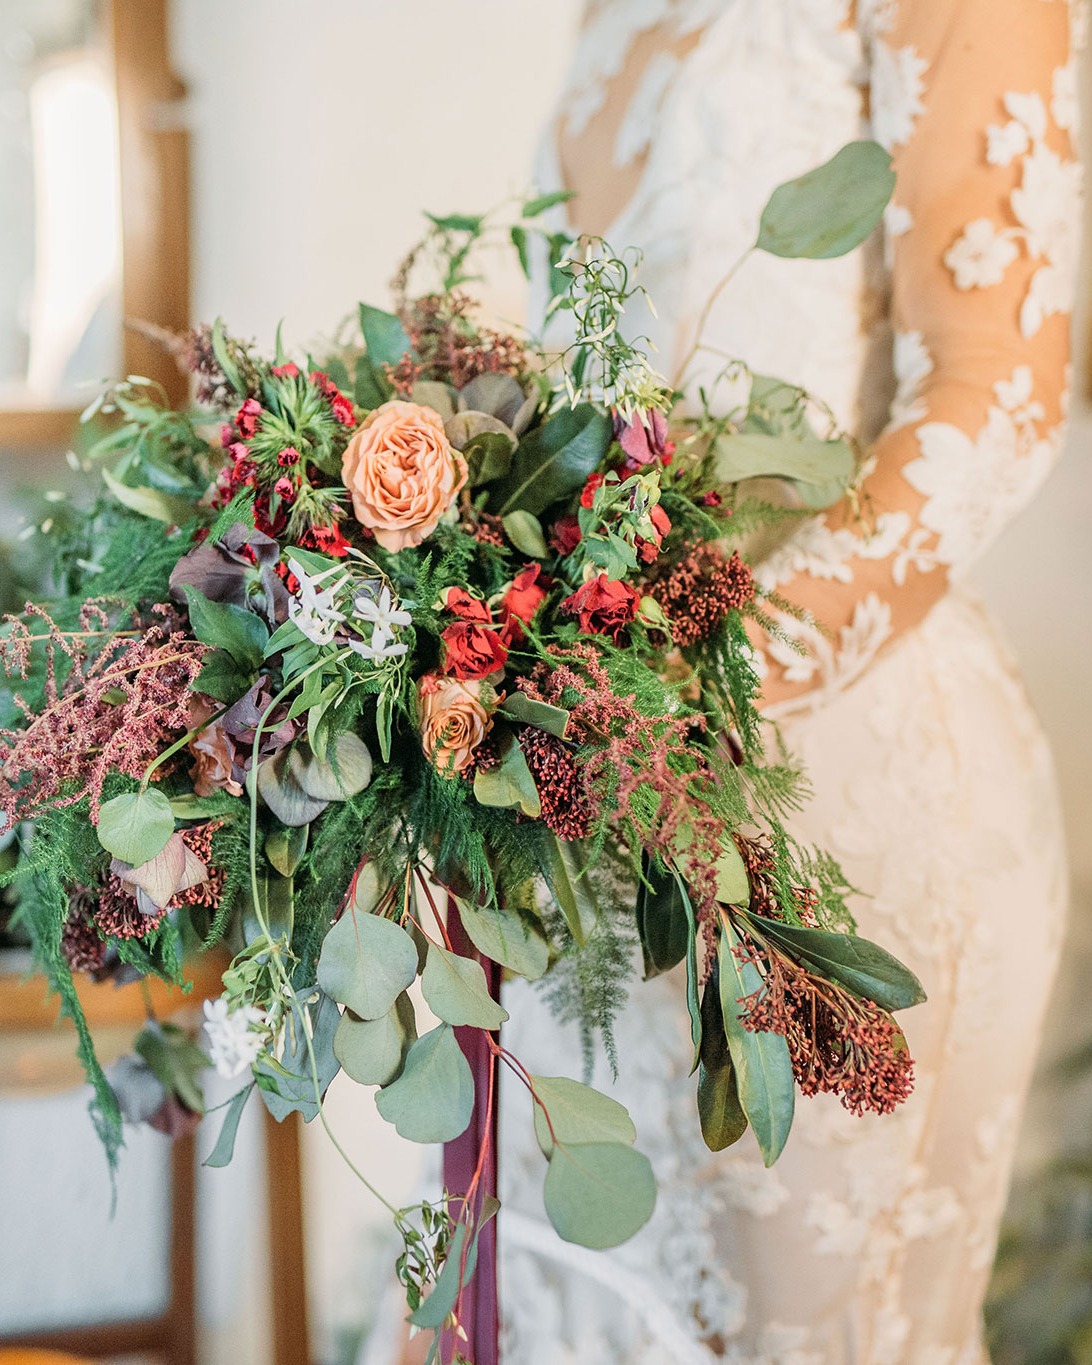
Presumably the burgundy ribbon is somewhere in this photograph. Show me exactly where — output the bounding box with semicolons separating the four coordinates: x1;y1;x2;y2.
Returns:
441;898;500;1365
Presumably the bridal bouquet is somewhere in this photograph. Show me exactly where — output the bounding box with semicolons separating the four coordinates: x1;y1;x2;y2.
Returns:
1;142;923;1353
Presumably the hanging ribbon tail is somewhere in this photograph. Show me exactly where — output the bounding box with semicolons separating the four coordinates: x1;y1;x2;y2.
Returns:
441;896;501;1365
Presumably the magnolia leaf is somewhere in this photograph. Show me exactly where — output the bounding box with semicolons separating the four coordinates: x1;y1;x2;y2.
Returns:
182;585;269;669
718;923;795;1166
501;510;548;559
374;1024;474;1144
256;750;329;828
744;912;927;1012
530;1074;637;1158
420;942;509;1030
635;854;689;979
102;467;195;525
539;835;598;945
97;789;175;866
464;431;516;486
499;692;570;739
456;900;549;981
288;733;373;802
265;823;309;878
756;140;895;259
354;355;390;409
473;731;541;817
543;1142;656;1249
333;994;417;1087
256;990;340;1122
715;839;750;906
697;964;748;1152
360;303;411;367
203;1084;254;1168
675;873;703;1075
114;831;206;909
492;404;612;517
316;910;419;1019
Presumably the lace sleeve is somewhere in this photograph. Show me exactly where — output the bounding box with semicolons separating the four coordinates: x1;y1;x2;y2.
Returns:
753;0;1080;708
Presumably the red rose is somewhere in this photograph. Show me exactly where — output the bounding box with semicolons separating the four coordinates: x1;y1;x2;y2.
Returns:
443;587;492;622
561;573;640;642
441;622;508;680
549;515;582;556
613;407;675;468
500;565;548;643
235;397;263;439
580;471;606;509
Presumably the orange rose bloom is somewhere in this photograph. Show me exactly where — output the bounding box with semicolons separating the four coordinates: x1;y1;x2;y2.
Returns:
417;673;494;777
187;699;242;798
342;400;468;551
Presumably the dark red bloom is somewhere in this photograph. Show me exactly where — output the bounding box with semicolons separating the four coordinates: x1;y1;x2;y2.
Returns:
443;587;492;623
298;523;352;558
636;503;672;564
561;573;641;642
277;446;301;467
500;565;548;643
580;471;606;509
309;370;356;427
645;545;754;646
613;407;675;468
518;729;593;840
549;515;582;556
273;477;296;503
701;490;722;507
272;362;300;378
235;397;263;439
441;622;508;680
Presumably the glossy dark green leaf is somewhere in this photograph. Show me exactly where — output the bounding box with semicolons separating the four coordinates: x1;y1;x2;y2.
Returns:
374;1024;474;1143
696;965;748;1152
182;585;269;669
543;1142;656;1249
203;1084;253;1168
718;924;795;1166
743;911;927;1012
539;835;598;945
756;140;895;260
675;873;703;1075
194;648;253;704
359;303;411;368
492;404;612;516
353;355;390;409
635;855;689;979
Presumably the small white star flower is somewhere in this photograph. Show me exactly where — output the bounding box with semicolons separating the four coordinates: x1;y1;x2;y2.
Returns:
203;997;269;1078
287;558;348;646
348;625;410;662
353;584;412;634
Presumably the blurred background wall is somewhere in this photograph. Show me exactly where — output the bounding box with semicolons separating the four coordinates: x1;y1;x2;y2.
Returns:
0;2;1088;1363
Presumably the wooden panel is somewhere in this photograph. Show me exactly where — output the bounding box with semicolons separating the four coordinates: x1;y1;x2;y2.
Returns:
265;1110;312;1365
0;412;80;450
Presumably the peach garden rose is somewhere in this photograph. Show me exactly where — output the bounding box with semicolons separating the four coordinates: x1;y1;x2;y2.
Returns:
416;673;494;777
341;400;468;551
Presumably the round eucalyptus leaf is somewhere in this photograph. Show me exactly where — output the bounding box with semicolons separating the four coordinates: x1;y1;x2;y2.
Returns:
420;942;509;1030
96;789;175;866
374;1024;474;1143
256;751;329;827
756;140;895;260
289;733;373;802
333;994;417;1087
530;1074;637;1158
457;901;549;981
543;1141;656;1249
316;910;418;1019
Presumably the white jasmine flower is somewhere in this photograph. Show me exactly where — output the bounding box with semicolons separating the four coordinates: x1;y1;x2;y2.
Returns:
353;583;412;634
943;219;1018;290
287;558;348;646
348;625;409;663
203;997;269;1078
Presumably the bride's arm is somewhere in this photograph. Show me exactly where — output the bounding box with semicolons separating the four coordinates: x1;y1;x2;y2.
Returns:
752;0;1078;707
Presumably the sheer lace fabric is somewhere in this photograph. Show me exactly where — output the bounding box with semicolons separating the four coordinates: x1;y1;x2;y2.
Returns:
498;2;1077;1361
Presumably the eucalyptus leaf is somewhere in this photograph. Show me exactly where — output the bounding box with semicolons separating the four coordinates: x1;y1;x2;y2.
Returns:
743;911;927;1012
333;994;417;1087
135;1021;208;1114
256;990;340;1122
316;910;419;1020
456;900;549;981
718;923;795;1166
374;1024;474;1144
288;733;373;801
711;431;855;508
410;380;457;421
97;789;175;866
203;1084;253;1168
360;303;412;367
530;1074;637;1158
756;140;895;259
473;731;541;817
256;750;329;827
420;942;509;1030
501;510;549;559
265;823;309;877
491;404;612;517
543;1142;656;1249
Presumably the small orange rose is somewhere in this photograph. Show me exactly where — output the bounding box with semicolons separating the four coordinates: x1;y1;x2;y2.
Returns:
187;698;242;797
417;673;494;777
342;400;468;551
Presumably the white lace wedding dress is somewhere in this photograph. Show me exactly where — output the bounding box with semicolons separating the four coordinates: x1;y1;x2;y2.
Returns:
497;2;1080;1361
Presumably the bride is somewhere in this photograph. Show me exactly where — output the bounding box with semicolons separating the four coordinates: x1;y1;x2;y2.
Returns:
497;1;1080;1361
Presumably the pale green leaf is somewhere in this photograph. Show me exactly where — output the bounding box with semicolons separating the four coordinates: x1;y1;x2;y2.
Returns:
756;140;895;259
374;1024;474;1143
97;789;175;865
501;510;548;559
543;1142;656;1249
473;732;541;817
316;910;418;1019
333;994;417;1087
456;900;550;981
530;1074;637;1158
420;942;509;1030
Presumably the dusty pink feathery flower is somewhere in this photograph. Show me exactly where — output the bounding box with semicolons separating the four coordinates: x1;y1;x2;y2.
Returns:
0;605;207;825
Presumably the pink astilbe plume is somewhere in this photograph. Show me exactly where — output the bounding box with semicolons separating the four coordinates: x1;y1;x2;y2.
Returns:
0;603;206;825
737;935;914;1116
521;644;727;929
